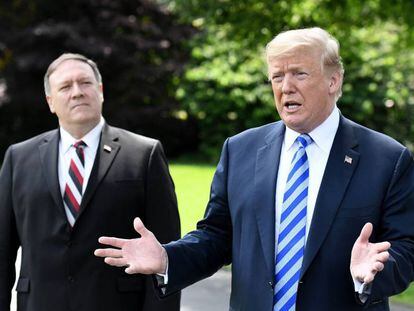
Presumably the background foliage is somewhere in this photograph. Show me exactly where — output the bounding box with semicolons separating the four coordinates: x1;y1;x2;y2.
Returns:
0;0;196;157
0;0;413;160
164;0;414;159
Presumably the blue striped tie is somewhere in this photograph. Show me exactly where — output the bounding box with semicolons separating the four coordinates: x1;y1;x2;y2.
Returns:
274;134;312;311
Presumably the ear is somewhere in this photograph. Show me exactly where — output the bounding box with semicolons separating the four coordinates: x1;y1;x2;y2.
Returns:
99;83;104;102
328;70;342;96
46;95;56;114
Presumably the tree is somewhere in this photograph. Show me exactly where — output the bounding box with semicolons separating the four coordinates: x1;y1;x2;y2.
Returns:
164;0;414;158
0;0;196;157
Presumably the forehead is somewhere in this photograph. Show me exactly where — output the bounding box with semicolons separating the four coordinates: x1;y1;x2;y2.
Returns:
268;47;322;71
49;59;96;84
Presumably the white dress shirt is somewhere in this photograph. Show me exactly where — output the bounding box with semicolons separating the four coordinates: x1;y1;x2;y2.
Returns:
275;106;340;244
274;107;368;299
58;117;104;203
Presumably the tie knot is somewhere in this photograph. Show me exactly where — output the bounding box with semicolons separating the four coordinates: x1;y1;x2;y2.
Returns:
73;140;86;150
297;134;312;148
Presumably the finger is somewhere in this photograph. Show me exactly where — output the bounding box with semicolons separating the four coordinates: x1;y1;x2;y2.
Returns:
358;222;373;244
125;264;150;275
98;236;128;248
373;241;391;252
94;248;123;258
375;251;390;263
133;217;151;238
104;257;128;267
373;261;385;272
125;266;137;274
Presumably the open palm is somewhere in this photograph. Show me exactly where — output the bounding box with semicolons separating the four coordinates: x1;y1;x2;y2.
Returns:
350;223;391;284
95;217;167;275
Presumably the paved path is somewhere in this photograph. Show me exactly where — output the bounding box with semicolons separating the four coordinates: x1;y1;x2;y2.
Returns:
182;269;232;311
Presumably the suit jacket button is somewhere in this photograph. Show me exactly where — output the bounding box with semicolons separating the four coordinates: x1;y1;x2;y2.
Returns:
68;276;75;282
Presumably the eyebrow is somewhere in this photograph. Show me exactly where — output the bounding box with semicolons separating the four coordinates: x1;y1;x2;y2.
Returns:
55;75;94;85
271;64;307;71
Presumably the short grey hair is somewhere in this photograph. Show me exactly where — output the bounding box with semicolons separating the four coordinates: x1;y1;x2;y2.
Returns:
265;27;344;100
44;53;102;96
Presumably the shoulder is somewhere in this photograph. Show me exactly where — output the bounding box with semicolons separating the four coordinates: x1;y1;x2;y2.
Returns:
343;117;406;153
228;121;283;146
7;129;57;154
105;125;161;151
341;117;413;172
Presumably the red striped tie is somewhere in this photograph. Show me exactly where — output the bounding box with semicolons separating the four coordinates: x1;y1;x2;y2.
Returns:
63;141;86;226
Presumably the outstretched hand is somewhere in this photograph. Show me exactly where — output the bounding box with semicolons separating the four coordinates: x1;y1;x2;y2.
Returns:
350;222;391;284
94;217;167;275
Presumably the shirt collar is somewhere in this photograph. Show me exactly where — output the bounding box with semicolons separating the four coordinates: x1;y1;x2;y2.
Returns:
60;117;105;155
284;106;340;153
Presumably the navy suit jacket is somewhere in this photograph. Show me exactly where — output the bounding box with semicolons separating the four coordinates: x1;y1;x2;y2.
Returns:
163;116;414;311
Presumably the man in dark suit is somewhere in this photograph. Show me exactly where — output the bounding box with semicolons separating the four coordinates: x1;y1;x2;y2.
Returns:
0;53;181;311
95;28;414;310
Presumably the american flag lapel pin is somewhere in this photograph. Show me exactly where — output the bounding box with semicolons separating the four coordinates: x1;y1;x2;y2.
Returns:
344;155;353;164
104;145;112;153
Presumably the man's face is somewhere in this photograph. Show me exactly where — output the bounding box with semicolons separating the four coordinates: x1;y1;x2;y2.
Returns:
268;48;341;133
46;59;103;132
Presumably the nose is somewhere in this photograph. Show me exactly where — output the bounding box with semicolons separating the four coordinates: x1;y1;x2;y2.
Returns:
71;82;84;98
281;74;295;94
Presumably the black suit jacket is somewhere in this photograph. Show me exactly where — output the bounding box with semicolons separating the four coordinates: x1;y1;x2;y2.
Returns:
163;116;414;310
0;124;181;311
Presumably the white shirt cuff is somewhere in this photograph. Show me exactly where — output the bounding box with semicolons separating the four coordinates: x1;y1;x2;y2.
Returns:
155;257;169;294
353;278;372;303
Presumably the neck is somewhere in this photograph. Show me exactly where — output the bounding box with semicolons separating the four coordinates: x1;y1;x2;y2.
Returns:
60;121;99;139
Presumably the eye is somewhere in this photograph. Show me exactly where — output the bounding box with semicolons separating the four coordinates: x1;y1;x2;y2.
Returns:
296;72;308;80
59;85;70;91
81;80;92;85
271;74;283;83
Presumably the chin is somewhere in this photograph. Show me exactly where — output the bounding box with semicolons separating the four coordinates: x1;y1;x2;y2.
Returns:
283;117;304;131
73;116;100;126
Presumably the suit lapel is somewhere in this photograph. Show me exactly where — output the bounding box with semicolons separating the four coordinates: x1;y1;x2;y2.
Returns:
254;122;285;278
78;124;120;217
39;130;67;217
301;116;360;278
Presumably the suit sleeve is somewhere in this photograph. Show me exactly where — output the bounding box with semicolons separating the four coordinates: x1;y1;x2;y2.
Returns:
0;147;20;310
142;141;181;311
369;148;414;303
162;138;232;295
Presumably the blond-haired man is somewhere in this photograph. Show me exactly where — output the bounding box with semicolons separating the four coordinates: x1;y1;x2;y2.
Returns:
96;28;414;311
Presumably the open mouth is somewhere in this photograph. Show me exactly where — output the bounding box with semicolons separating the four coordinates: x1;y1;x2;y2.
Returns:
284;101;301;110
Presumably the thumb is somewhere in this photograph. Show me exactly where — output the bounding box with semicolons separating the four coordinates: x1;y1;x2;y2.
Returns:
133;217;149;237
358;222;373;244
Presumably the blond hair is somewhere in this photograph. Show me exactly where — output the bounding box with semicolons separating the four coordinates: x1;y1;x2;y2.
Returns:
266;27;344;99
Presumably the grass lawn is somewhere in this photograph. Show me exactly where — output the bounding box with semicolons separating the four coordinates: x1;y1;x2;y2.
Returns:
392;285;414;306
169;161;414;305
170;162;216;235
